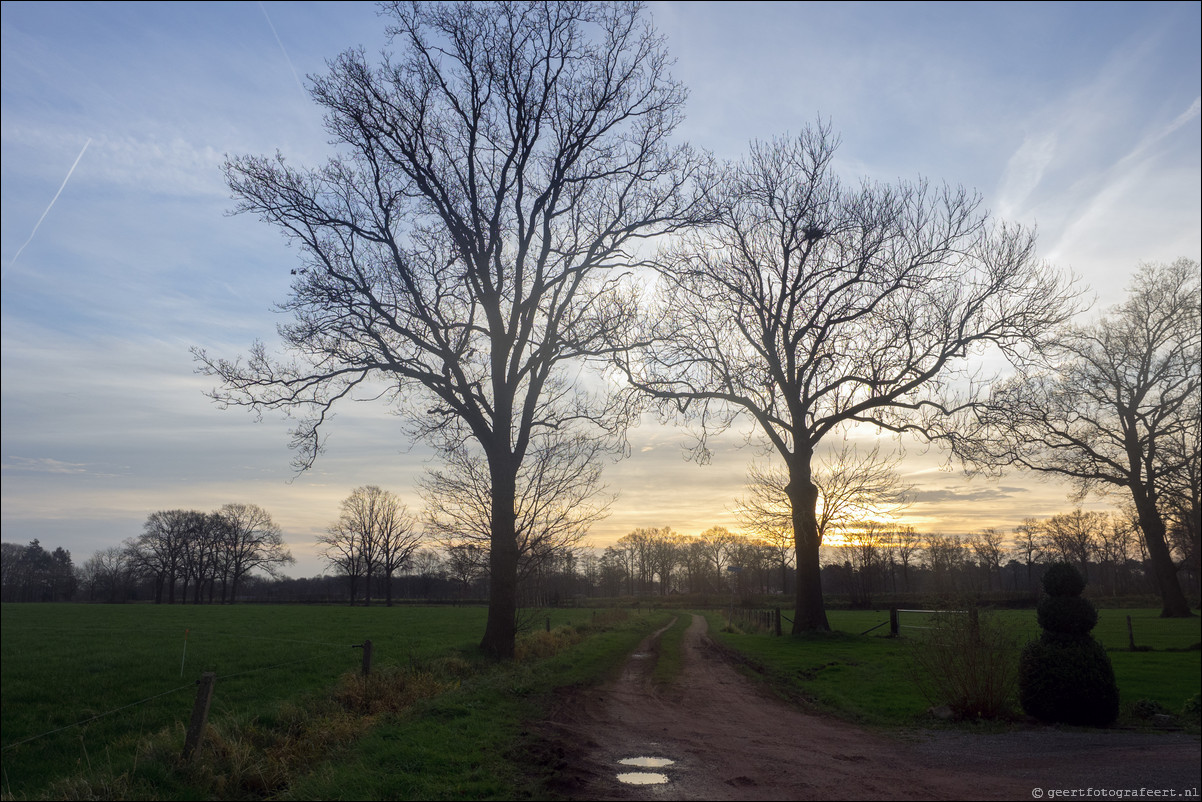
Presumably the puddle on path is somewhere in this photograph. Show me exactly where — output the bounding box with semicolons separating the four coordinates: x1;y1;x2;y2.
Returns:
619;757;675;769
616;756;675;785
616;771;669;785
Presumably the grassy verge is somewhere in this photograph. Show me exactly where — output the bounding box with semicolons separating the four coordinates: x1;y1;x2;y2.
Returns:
706;608;1201;728
1;604;668;800
649;614;689;688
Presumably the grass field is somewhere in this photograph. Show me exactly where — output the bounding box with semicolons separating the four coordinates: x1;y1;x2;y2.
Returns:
0;603;663;800
3;603;1198;799
707;607;1202;727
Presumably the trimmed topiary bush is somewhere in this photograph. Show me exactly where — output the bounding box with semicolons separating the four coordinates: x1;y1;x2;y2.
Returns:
1019;562;1119;726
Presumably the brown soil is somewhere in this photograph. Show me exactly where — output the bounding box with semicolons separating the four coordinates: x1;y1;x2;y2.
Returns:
538;614;1200;801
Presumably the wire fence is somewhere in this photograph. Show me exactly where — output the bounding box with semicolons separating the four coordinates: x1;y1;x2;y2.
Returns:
1;632;360;755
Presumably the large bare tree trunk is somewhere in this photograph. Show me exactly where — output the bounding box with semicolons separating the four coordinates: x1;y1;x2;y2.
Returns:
788;473;831;633
482;461;520;658
1133;491;1192;617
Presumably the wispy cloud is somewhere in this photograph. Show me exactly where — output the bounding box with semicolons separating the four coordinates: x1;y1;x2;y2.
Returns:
2;457;90;475
996;132;1058;219
1046;95;1201;267
9;137;90;266
258;2;307;100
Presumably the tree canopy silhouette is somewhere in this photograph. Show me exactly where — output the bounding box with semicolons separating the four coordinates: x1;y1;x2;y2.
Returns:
195;1;710;656
952;259;1200;617
618;124;1076;632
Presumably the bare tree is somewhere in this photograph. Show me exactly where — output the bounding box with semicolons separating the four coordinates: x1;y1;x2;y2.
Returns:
739;438;912;547
321;486;418;606
195;1;708;657
134;510;194;604
373;490;421;607
846;522;884;606
1096;513;1137;596
924;534;967;596
214;503;293;602
79;546;135;603
1013;518;1045;593
956;260;1199;616
620;124;1074;631
647;528;685;595
421;431;611;600
967;528;1006;591
887;525;923;593
1039;509;1106;579
317;515;366;604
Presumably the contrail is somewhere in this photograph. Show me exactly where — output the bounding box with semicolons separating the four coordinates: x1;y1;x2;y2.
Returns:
10;137;91;267
258;1;307;99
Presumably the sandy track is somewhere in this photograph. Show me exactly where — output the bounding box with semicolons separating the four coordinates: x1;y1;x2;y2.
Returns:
539;614;1200;801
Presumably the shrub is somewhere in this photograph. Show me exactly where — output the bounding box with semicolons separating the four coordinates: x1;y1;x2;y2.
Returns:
1036;594;1098;636
1019;562;1119;726
1041;561;1087;597
911;609;1020;719
1019;638;1119;726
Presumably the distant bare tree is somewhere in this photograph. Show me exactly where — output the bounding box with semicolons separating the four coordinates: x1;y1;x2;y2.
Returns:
321;486;418;606
215;503;292;602
621;123;1075;631
1096;513;1138;596
1039;509;1107;579
135;510;194;604
1013;518;1045;592
967;528;1006;591
421;432;611;599
887;525;923;592
317;516;365;605
79;546;135;603
955;260;1198;616
739;438;913;547
924;534;968;596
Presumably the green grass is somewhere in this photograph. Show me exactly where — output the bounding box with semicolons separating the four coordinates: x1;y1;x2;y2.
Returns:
1;603;662;800
289;609;671;801
708;607;1201;727
4;603;1196;798
650;615;689;688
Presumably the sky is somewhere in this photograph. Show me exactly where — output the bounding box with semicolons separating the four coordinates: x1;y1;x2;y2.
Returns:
2;1;1199;578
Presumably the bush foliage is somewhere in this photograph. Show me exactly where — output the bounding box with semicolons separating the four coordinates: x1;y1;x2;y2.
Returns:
911;609;1020;719
1019;562;1119;726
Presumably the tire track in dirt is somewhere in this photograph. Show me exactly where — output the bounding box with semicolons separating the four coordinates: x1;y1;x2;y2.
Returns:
539;613;1200;801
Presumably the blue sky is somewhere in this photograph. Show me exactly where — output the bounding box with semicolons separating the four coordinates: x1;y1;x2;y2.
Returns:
2;1;1199;577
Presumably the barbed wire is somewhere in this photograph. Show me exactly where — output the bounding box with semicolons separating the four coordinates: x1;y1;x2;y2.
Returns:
2;626;350;649
3;643;355;752
214;648;351;681
1;683;195;752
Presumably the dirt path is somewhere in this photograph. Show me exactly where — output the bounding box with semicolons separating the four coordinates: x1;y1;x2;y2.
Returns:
540;614;1200;801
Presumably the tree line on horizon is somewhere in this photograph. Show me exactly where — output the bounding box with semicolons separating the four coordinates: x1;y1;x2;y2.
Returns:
4;495;1196;607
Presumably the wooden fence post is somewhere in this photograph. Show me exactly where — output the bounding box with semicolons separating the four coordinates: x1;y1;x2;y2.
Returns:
181;672;216;762
774;607;782;636
1127;615;1136;651
889;607;899;637
361;639;373;677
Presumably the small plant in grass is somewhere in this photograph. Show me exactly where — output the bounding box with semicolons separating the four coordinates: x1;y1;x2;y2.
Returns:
910;608;1020;719
1019;562;1119;726
1181;693;1200;719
